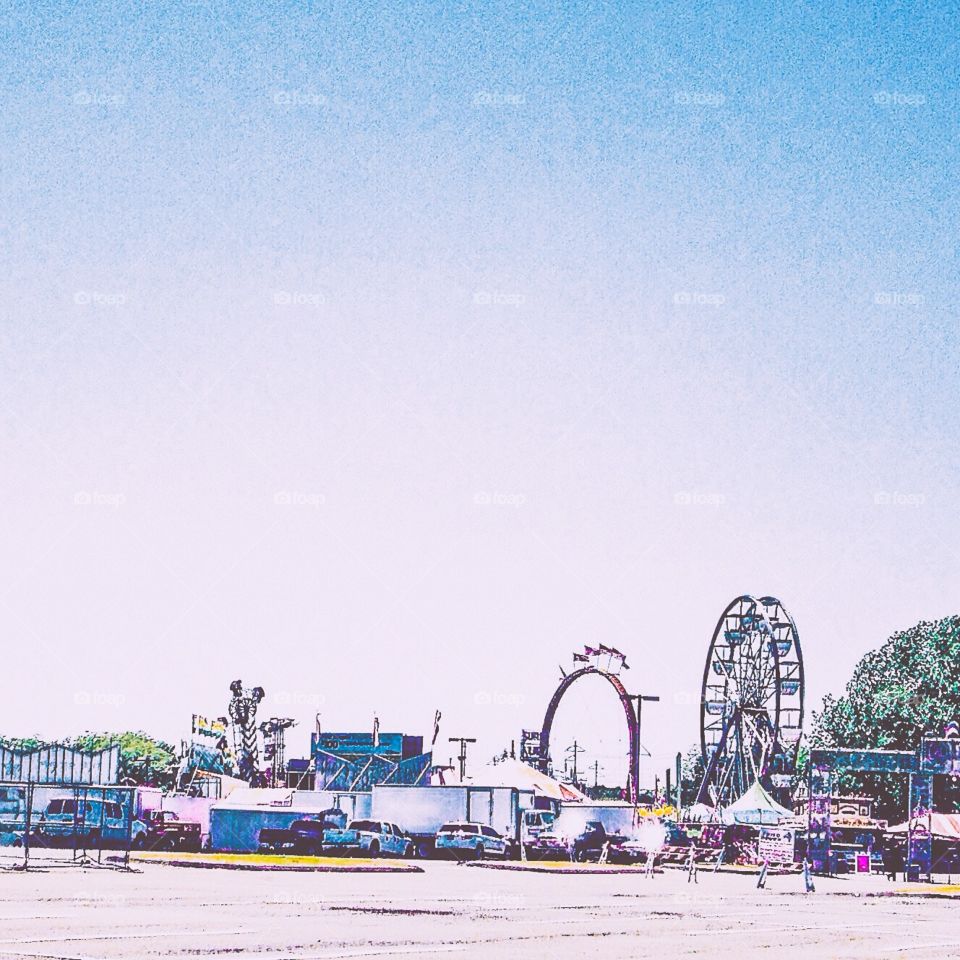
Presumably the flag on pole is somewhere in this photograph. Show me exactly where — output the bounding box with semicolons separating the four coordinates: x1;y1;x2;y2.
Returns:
432;710;442;746
584;645;600;656
573;652;589;663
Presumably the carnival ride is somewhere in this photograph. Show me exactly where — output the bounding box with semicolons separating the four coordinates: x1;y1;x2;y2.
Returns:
226;679;266;785
538;646;649;803
698;596;804;809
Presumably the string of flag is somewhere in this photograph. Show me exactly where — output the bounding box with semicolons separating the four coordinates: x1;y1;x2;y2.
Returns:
573;644;630;673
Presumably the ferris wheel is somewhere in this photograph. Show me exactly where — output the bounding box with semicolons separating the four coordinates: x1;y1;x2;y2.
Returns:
698;596;804;809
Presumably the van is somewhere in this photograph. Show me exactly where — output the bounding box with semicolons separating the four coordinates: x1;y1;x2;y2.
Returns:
33;797;147;847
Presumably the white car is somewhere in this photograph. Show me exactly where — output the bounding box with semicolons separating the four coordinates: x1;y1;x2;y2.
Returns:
435;822;508;859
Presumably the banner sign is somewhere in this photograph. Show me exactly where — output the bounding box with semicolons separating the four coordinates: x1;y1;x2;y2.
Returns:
758;826;795;863
520;730;541;762
192;715;226;741
922;738;960;775
315;732;403;757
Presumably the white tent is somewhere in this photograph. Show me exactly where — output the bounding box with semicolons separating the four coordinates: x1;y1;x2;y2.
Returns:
471;758;587;802
721;782;792;826
682;802;718;823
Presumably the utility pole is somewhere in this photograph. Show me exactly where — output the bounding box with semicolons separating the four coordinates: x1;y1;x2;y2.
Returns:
592;760;601;789
565;741;584;787
448;737;476;782
629;694;660;802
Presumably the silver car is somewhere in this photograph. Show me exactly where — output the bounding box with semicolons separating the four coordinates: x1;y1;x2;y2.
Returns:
435;822;508;859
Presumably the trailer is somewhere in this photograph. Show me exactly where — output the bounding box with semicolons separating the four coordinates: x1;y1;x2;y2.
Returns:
556;801;642;837
371;784;541;858
210;789;370;853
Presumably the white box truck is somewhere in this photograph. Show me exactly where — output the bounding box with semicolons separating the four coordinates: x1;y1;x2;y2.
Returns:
372;784;543;858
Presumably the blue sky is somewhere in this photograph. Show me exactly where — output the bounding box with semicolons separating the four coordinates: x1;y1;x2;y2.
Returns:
0;1;957;787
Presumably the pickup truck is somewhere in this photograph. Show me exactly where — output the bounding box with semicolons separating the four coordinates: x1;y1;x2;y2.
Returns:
323;820;413;857
143;810;202;851
571;820;625;862
257;808;348;855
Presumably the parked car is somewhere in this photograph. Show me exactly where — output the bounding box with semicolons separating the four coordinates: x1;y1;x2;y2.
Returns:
31;798;147;848
526;828;571;860
435;822;508;860
323;820;413;857
371;784;533;859
143;810;202;851
607;820;675;865
571;820;624;862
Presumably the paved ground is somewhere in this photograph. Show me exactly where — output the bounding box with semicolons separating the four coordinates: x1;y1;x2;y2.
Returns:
0;855;958;960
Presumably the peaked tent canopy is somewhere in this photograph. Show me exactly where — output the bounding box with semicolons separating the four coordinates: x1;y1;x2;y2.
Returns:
887;813;960;840
471;758;587;802
721;782;793;825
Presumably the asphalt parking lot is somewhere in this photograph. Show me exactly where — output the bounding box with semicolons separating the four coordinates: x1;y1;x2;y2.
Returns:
0;856;958;960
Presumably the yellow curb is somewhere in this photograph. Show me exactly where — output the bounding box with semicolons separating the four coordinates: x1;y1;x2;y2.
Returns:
469;861;651;874
131;852;422;872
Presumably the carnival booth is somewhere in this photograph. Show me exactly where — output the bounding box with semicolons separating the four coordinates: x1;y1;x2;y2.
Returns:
718;783;795;865
887;813;960;875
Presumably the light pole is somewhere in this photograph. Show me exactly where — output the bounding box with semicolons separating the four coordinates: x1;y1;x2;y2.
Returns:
630;694;659;802
448;737;476;782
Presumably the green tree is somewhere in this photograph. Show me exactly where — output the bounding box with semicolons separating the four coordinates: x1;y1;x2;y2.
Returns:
69;732;180;789
812;615;960;819
680;743;705;808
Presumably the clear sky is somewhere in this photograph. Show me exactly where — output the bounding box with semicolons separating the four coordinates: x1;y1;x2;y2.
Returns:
1;1;957;788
